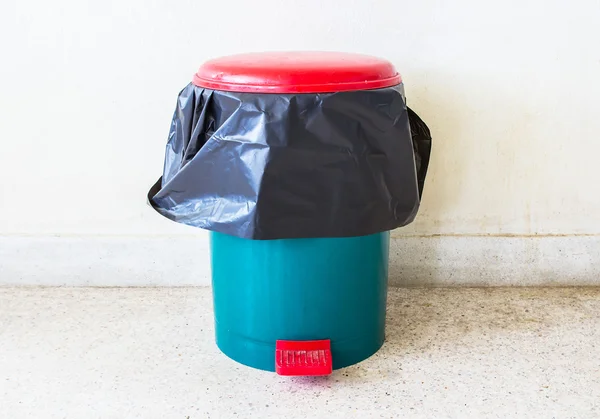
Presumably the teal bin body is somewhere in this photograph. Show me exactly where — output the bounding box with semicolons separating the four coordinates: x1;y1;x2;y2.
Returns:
210;231;390;371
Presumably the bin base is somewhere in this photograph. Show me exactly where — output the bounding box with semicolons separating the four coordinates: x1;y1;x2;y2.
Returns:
215;328;385;372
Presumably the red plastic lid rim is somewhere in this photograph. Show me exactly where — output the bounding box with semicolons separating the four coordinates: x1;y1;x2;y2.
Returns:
192;51;402;94
192;74;402;93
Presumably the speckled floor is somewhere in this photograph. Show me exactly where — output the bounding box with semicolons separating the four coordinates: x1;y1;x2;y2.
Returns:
1;287;599;418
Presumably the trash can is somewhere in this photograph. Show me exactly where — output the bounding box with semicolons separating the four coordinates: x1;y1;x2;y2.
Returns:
148;52;431;375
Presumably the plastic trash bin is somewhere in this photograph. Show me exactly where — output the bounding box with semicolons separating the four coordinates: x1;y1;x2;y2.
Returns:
148;52;431;374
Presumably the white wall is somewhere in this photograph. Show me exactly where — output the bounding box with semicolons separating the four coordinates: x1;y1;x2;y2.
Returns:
1;0;600;285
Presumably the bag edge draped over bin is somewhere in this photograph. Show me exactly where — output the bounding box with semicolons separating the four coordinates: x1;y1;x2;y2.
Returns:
148;82;431;240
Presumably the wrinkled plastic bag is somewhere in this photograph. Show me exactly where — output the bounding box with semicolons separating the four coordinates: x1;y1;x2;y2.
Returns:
148;83;431;240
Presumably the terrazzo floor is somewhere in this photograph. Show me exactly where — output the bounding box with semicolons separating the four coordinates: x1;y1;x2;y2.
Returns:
1;287;599;418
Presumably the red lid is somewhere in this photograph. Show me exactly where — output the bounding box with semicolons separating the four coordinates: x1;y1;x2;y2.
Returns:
192;51;401;93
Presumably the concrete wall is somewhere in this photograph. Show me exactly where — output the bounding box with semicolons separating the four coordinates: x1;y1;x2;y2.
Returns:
1;0;599;286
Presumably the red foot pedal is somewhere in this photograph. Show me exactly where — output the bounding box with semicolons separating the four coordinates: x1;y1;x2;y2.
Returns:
275;339;332;376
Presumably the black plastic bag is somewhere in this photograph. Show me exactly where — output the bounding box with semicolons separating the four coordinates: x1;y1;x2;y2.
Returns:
148;83;431;240
408;107;432;199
